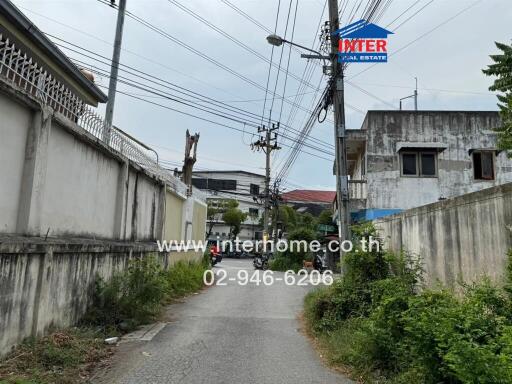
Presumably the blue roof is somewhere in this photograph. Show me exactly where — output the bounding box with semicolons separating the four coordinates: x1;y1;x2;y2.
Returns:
333;20;393;39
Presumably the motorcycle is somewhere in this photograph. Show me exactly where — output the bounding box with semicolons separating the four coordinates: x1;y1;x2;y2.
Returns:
253;253;269;270
313;253;328;273
210;246;222;266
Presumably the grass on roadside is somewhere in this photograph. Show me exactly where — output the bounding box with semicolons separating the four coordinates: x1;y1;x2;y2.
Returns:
0;328;112;384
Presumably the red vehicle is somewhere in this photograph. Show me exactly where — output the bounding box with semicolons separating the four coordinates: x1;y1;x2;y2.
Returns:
209;243;222;266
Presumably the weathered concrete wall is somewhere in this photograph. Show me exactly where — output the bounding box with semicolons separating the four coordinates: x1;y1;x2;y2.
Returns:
0;56;208;357
373;183;512;287
362;111;512;211
0;237;172;357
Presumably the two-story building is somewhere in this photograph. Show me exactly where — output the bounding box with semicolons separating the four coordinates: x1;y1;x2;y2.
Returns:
192;170;266;240
340;110;512;221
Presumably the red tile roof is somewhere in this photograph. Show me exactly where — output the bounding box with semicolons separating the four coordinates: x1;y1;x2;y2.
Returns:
281;189;336;204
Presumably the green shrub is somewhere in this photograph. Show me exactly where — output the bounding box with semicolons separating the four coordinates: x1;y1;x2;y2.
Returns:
85;256;206;331
85;256;167;329
165;260;205;298
269;256;301;272
270;228;316;271
304;224;512;383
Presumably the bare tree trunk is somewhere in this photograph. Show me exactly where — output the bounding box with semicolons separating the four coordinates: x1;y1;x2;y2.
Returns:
181;130;200;195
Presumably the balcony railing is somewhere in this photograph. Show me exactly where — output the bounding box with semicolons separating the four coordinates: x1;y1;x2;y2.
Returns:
349;180;367;200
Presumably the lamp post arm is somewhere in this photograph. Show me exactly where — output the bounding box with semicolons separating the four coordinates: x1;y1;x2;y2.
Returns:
282;38;323;56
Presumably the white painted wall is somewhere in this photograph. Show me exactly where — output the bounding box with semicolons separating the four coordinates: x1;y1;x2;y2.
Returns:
0;87;185;241
0;92;31;232
42;122;119;238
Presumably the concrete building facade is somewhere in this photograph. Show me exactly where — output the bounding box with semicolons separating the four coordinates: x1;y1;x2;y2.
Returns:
344;110;512;220
192;170;265;241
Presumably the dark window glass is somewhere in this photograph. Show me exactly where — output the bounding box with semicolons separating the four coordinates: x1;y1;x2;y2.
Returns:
249;208;259;216
192;178;237;190
205;179;237;191
421;153;436;176
473;153;482;179
222;179;237;190
192;178;207;189
250;184;260;195
482;152;494;179
474;151;494;180
402;153;417;175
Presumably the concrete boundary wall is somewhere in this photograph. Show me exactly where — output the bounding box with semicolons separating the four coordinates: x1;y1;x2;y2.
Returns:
373;183;512;287
0;238;172;357
0;79;195;241
0;61;207;355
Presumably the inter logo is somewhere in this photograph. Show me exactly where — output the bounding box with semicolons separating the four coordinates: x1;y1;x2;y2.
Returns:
333;20;393;63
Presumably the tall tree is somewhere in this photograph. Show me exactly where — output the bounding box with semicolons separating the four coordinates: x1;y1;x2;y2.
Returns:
318;209;334;225
206;199;238;239
483;41;512;156
222;201;248;239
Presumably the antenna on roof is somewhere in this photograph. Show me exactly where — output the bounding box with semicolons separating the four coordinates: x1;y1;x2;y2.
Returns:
399;77;418;111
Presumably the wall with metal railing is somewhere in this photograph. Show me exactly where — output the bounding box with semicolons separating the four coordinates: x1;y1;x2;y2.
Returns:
0;32;209;242
0;33;193;200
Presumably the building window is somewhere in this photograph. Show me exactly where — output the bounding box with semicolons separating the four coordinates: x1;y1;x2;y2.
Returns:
400;151;437;177
192;178;207;189
473;151;495;180
249;208;259;216
192;178;237;191
402;153;417;175
250;183;260;195
420;153;436;176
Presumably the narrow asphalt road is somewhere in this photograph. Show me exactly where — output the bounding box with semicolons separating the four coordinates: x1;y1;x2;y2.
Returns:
93;258;352;384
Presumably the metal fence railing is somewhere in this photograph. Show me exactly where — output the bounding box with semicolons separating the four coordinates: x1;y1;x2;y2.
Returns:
0;34;194;200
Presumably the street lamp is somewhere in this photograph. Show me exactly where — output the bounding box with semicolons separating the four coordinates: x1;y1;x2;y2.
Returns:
266;34;329;61
266;34;284;47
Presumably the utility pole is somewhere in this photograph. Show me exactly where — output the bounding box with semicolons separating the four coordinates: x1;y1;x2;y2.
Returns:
251;123;280;240
271;179;281;240
103;0;127;143
328;0;350;268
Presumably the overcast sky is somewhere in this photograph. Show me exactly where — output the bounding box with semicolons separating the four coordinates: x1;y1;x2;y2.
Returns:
11;0;512;192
